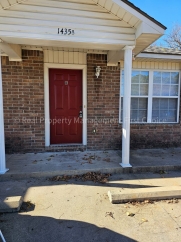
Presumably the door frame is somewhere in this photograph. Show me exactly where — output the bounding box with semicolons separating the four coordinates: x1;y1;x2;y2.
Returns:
44;63;87;146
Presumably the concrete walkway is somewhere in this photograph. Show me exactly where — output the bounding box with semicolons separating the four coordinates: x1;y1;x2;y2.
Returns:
1;147;181;180
1;171;181;241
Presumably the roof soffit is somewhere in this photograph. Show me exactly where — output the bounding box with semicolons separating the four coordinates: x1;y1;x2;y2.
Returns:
92;0;166;34
0;0;27;10
0;0;166;56
0;0;137;50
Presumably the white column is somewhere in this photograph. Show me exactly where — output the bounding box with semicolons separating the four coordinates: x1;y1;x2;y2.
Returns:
0;56;8;174
120;46;134;168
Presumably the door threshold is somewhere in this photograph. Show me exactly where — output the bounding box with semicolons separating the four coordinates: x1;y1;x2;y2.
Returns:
45;144;87;152
49;143;83;147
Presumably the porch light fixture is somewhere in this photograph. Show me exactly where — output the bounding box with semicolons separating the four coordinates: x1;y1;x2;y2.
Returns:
95;66;101;78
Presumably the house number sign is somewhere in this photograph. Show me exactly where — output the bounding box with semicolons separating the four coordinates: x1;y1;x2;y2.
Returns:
58;28;75;35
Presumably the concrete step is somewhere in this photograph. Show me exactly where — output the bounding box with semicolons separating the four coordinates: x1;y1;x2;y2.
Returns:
1;165;181;181
0;196;23;212
45;145;87;152
108;186;181;204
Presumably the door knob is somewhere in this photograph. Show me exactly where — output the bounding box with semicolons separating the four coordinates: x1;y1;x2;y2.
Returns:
79;111;83;118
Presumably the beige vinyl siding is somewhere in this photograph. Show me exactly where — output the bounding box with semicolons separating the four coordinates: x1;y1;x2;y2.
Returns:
120;61;181;70
44;50;87;64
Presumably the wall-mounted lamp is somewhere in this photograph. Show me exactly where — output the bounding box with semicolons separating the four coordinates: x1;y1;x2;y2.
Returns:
95;66;101;78
132;53;135;61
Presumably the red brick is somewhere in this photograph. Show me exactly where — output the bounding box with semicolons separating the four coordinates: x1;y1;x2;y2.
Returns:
2;51;44;153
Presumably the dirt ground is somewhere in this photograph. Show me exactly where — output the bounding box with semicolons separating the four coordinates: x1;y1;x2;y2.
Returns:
1;172;181;242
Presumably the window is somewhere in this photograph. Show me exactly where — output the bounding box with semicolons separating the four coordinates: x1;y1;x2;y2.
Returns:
120;70;180;123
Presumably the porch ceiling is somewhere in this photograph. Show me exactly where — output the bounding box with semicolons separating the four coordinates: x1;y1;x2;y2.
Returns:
0;0;166;63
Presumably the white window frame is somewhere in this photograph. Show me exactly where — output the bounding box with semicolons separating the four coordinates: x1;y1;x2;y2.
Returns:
119;69;181;124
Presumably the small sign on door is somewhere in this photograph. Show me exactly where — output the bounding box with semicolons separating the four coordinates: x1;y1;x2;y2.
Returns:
65;81;68;85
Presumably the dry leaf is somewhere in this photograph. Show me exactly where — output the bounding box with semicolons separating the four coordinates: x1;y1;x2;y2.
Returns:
144;200;150;204
126;212;135;217
139;218;148;225
103;158;110;162
49;172;110;183
90;156;95;160
124;205;130;208
141;218;148;222
105;212;114;219
168;199;179;204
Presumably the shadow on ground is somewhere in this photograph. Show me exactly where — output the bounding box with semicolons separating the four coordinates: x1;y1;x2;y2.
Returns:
2;171;181;200
1;171;181;241
0;213;136;242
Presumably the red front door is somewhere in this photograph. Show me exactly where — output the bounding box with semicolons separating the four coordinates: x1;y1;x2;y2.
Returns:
49;69;82;144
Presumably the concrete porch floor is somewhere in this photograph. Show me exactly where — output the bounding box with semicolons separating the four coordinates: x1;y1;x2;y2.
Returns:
1;148;181;180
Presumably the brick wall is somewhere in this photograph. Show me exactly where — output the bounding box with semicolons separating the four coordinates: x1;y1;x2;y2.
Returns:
130;124;181;149
2;52;181;153
2;50;45;153
87;54;181;150
87;54;122;149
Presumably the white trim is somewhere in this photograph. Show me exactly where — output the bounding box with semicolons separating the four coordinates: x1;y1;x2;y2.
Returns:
137;53;181;60
21;45;108;54
0;57;8;174
119;67;122;123
44;63;87;146
121;46;134;167
147;70;153;122
111;0;165;33
0;43;22;61
92;0;165;33
177;72;181;123
119;68;180;124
